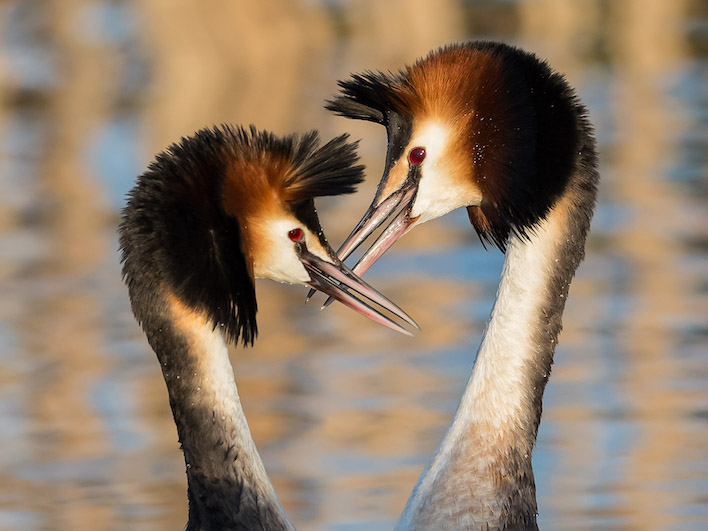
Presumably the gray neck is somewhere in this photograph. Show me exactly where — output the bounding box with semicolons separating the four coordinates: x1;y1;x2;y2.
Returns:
144;294;293;531
397;181;595;530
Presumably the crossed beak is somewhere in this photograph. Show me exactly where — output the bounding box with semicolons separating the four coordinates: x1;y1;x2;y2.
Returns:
306;184;420;317
297;239;418;336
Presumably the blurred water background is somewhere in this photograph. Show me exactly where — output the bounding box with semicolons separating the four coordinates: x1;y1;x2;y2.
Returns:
0;1;707;529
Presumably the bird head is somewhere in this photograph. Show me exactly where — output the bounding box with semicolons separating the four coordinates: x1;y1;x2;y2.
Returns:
326;41;583;274
120;125;416;346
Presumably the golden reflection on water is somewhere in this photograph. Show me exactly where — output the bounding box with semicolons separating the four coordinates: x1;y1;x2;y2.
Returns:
0;0;706;529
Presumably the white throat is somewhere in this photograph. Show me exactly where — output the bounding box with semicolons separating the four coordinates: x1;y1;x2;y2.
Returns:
462;221;558;426
396;211;562;529
176;311;292;528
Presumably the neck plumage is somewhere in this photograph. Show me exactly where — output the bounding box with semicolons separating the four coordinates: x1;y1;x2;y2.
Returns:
397;169;596;530
142;292;292;531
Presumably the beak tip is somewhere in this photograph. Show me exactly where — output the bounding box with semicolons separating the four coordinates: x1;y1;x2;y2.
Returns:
302;230;416;336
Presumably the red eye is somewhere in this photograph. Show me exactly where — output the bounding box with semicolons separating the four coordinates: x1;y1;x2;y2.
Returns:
408;147;426;165
288;228;304;242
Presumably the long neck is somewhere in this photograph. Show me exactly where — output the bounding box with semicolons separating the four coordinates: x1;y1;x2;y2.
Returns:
141;292;293;531
397;174;595;530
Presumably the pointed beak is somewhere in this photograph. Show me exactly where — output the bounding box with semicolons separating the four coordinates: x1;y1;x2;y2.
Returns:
306;185;420;311
298;246;418;336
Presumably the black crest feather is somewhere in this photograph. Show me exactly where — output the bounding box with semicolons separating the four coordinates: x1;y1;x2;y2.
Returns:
282;131;365;202
326;71;408;125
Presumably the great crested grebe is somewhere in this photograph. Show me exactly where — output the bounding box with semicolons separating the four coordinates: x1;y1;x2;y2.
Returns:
319;41;599;529
119;125;416;530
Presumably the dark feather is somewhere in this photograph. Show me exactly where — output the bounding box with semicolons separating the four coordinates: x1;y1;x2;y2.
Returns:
283;132;365;203
458;41;587;251
326;71;409;125
119;126;258;346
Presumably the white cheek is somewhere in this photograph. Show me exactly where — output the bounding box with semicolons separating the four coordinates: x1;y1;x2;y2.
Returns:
255;239;310;285
407;121;481;224
411;165;472;224
252;219;310;285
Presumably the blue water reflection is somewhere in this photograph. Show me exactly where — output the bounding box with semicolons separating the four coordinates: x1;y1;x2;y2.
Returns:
0;0;706;529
